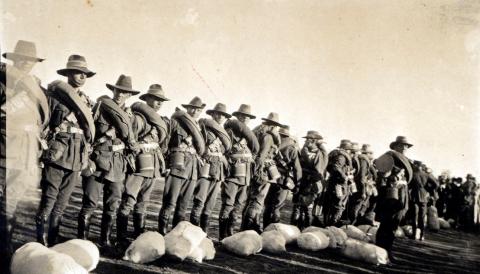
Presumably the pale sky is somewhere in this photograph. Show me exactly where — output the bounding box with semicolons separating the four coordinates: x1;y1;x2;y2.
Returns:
2;0;479;177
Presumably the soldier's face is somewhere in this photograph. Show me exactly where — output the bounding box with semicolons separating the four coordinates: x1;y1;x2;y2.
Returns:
68;71;87;88
13;58;36;73
113;89;132;105
394;144;409;154
186;107;202;118
305;138;316;150
212;113;226;124
146;97;163;112
237;115;250;124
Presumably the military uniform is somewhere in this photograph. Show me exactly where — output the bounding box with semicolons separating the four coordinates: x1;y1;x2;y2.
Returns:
264;134;302;228
219;109;259;239
78;75;139;247
346;153;370;224
323;145;353;226
158;103;205;235
408;163;430;240
242;121;281;232
117;101;168;240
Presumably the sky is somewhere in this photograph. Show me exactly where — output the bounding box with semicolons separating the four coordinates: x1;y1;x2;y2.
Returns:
2;0;479;177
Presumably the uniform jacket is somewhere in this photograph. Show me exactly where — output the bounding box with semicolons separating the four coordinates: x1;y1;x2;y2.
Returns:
327;148;352;183
167;116;200;180
410;169;430;204
354;154;371;196
276;136;302;184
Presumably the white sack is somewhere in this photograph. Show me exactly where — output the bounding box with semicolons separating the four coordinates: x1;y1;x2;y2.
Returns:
297;230;329;251
356;225;378;243
164;221;206;261
187;237;216;263
261;230;287;254
123;231;166;264
221;230;262;256
438;217;451;229
394;227;406;238
51;239;99;271
339;238;389;265
402;225;414;237
264;223;301;244
326;226;348;247
341;225;370;242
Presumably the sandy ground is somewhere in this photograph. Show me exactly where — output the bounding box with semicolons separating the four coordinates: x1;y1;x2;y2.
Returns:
11;178;480;274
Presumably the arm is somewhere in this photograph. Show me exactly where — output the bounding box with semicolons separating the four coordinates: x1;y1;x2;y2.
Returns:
330;154;348;182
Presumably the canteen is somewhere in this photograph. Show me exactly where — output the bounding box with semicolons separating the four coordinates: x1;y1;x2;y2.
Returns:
267;165;281;182
233;162;247;177
199;162;211;178
137;153;154;172
171;151;185;170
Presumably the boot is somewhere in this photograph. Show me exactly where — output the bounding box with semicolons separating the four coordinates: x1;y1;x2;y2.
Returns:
116;213;129;243
190;213;200;227
226;216;235;237
100;214;114;247
263;212;272;231
35;215;48;246
133;213;146;238
200;214;209;234
219;218;228;240
48;214;62;247
158;214;169;236
77;214;92;240
172;213;185;228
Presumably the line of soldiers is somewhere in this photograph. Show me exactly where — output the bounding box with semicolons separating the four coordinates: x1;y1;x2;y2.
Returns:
1;40;479;267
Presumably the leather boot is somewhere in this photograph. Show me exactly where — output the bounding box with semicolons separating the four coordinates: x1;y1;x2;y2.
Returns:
100;214;114;247
133;213;146;238
200;214;209;234
190;213;200;227
35;214;48;246
263;212;271;231
219;218;228;240
226;216;235;237
172;213;185;229
158;214;169;236
116;213;129;242
48;214;62;247
77;214;92;240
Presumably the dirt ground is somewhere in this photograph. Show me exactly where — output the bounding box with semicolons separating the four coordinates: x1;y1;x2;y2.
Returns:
11;178;480;274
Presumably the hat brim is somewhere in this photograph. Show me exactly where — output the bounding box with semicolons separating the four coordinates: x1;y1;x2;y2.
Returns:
57;67;95;78
106;83;140;95
279;132;290;137
139;93;170;101
182;103;206;109
261;118;283;127
389;141;413;150
206;109;232;118
232;111;256;119
3;52;44;62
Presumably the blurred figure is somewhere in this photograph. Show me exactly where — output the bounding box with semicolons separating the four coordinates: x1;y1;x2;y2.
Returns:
347;142;370;225
374;136;413;263
356;144;378;225
1;40;48;270
436;172;451;218
409;160;429;241
460;174;476;231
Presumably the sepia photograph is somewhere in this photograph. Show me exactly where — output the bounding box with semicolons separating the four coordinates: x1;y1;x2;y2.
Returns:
1;0;479;273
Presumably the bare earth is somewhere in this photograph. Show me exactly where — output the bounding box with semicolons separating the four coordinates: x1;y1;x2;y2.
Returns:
12;179;480;274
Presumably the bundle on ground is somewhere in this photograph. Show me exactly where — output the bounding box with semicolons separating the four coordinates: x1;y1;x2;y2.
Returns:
261;230;287;254
303;226;338;248
187;237;216;263
356;225;378;243
438;217;451;229
123;231;166;264
341;225;370;242
164;221;207;261
11;242;87;274
339;238;389;265
394;227;405;238
51;239;99;271
221;230;262;256
297;230;329;251
264;223;301;244
326;226;348;247
402;225;414;237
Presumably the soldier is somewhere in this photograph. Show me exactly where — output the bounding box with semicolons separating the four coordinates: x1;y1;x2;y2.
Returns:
263;126;302;228
219;104;259;239
409;160;429;241
242;112;283;232
35;54;96;247
190;103;232;234
1;40;49;270
116;84;170;244
347;142;371;225
157;97;206;235
436;172;451;218
290;130;326;230
374;136;413;262
460;174;477;231
356;144;378;225
78;75;139;250
323;139;354;226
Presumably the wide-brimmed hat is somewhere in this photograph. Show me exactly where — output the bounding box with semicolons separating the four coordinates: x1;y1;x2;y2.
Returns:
206;103;231;118
106;74;140;95
261;112;283;127
57;54;95;78
350;142;361;152
279;125;290;137
338;139;352;150
232;104;256;119
467;174;475;180
302;130;325;142
413;160;423;167
182;96;206;109
389;136;413;149
361;144;373;154
139;84;170;101
2;40;44;62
